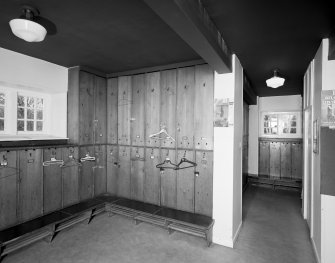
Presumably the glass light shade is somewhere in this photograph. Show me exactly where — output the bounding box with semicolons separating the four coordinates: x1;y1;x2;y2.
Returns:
9;19;47;42
266;75;285;88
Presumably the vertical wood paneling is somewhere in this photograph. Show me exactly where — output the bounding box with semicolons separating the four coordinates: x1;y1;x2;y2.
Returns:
118;146;131;198
259;141;270;176
131;74;146;146
106;145;119;195
19;149;43;221
270;142;281;179
160;69;177;148
144;148;160;205
67;68;80;144
176;150;195;213
107;78;118;144
118;76;132;145
94;76;107;144
61;147;79;207
43;148;62;213
292;142;302;180
177;67;195;149
93;145;107;196
194;64;214;150
195;151;213;216
130;147;145;201
0;151;18;229
79;146;94;200
160;149;177;208
146;72;161;147
280;142;292;179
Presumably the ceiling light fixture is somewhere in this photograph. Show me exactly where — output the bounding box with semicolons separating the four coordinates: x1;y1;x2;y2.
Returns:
266;69;285;88
9;5;47;42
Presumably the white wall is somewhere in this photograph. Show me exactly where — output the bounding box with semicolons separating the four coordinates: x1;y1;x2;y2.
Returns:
248;103;259;175
259;95;302;112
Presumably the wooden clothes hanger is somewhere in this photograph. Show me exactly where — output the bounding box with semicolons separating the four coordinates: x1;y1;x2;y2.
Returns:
43;157;64;167
80;152;96;162
60;154;82;168
149;126;175;141
175;157;197;170
156;157;179;170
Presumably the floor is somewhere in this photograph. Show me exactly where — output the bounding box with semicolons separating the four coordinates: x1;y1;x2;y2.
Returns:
3;185;316;263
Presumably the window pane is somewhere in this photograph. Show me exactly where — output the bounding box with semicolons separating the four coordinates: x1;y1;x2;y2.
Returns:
27;121;34;131
36;121;43;131
17;107;24;119
0;93;4;105
0;119;4;131
17;95;25;106
27;97;34;108
37;110;43;120
290;128;296;134
17;120;24;131
0;106;4;118
36;98;43;109
27;109;34;119
291;121;297;127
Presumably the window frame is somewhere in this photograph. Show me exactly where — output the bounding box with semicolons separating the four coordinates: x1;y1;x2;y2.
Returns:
0;90;7;134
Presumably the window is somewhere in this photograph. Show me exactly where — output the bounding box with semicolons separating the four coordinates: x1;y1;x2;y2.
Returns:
0;93;5;131
17;95;44;132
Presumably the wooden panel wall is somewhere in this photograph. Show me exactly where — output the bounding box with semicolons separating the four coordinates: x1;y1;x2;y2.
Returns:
269;142;281;179
130;147;145;201
259;141;270;176
94;76;107;144
93;145;107;196
107;78;118;144
118;146;131;198
118;76;132;145
144;148;160;205
280;142;291;179
160;149;177;208
106;145;119;195
79;146;94;200
292;142;302;180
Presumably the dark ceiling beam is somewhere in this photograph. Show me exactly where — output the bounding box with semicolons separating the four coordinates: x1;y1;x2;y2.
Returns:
144;0;232;74
329;29;335;60
243;74;257;105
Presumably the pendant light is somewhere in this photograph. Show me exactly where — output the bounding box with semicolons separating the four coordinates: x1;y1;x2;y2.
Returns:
9;5;47;42
266;69;285;88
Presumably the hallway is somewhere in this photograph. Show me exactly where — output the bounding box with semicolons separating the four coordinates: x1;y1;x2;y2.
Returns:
3;185;315;263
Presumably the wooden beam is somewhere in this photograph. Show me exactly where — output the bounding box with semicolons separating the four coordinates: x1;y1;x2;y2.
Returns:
243;74;257;105
144;0;232;74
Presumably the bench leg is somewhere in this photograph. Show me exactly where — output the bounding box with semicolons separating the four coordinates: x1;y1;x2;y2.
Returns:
168;227;175;235
0;243;3;263
205;229;213;247
87;210;94;224
48;224;56;243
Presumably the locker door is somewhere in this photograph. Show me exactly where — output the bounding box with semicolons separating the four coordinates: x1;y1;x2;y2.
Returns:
176;150;195;213
0;151;18;229
79;146;94;200
270;142;281;179
259;141;270;177
43;148;62;213
280;142;292;179
106;145;119;195
146;72;161;147
160;149;177;208
160;69;177;148
19;149;43;221
292;142;302;180
61;147;79;207
194;65;214;150
107;78;118;144
195;151;213;217
94;76;107;144
118;146;131;198
144;148;160;205
79;71;95;145
93;145;107;196
118;76;132;145
177;67;195;149
131;74;146;146
130;147;145;201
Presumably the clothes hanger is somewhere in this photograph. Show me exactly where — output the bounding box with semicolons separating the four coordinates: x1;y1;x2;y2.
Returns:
149;125;175;141
156;157;178;171
0;159;20;179
60;154;82;168
175;157;197;170
43;157;64;167
80;152;96;162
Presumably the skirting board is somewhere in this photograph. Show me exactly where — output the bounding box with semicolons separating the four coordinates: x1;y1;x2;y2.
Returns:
213;221;242;248
311;237;321;263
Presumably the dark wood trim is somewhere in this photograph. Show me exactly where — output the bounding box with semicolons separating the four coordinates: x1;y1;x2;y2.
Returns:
243;74;257;105
328;29;335;60
259;137;302;142
107;59;206;78
68;66;107;78
0;139;70;149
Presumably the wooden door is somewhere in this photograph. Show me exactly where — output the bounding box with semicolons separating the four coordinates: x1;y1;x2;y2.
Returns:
176;150;195;213
118;76;132;145
280;142;292;179
160;149;177;208
292;141;302;180
106;145;119;195
195;151;213;216
160;69;177;148
118;146;131;198
94;75;107;144
194;64;214;150
177;67;195;149
61;147;79;207
146;72;161;147
131;74;146;146
107;78;118;144
93;145;107;196
19;149;43;221
0;151;18;229
43;148;62;213
130;147;145;201
79;146;94;200
259;141;270;177
144;148;160;205
270;142;281;179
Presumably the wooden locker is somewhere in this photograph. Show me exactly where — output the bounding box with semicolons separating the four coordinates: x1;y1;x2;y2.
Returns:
118;76;132;145
107;78;118;144
79;71;95;145
160;69;177;148
61;147;79;207
43;148;62;213
177;67;195;149
131;74;146;146
270;142;281;179
195;151;213;217
106;145;119;195
130;147;145;201
118;146;131;198
280;142;292;179
292;142;302;180
79;146;94;200
19;149;43;222
0;151;18;229
259;141;270;177
176;150;195;213
144;148;160;205
93;145;107;196
146;72;161;147
194;64;214;150
94;76;107;144
160;149;177;208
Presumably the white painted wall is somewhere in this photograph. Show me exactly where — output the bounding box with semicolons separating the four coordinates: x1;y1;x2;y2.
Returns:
259;95;302;112
248;103;259;175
